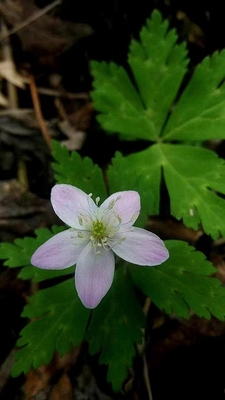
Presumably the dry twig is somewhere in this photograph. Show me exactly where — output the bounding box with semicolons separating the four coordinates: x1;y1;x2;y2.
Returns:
0;0;61;43
29;74;51;149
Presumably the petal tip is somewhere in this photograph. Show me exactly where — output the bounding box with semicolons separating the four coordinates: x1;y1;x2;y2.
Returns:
79;296;102;309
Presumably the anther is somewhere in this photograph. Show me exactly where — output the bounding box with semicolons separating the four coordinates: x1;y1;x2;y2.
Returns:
78;215;83;225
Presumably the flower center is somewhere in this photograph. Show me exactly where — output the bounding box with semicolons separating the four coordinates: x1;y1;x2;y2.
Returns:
92;220;106;239
75;195;125;252
90;215;116;250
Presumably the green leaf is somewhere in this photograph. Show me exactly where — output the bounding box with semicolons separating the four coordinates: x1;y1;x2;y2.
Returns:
90;9;225;239
86;266;145;392
163;49;225;140
51;140;107;200
0;226;74;282
91;61;156;141
91;11;225;142
130;240;225;320
107;150;161;223
12;279;90;376
128;9;188;135
161;144;225;236
91;10;188;141
108;143;225;239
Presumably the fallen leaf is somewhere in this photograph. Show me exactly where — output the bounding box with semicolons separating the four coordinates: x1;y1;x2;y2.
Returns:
0;60;28;88
0;0;93;67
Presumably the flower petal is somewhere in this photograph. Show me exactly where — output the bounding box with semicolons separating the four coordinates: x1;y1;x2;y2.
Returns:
101;190;140;225
51;184;97;229
112;227;169;266
31;229;88;269
75;244;115;308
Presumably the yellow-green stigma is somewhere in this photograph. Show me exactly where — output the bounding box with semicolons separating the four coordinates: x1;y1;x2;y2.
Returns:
92;220;106;239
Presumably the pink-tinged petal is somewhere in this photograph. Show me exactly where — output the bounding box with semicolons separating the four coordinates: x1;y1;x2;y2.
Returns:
75;244;115;308
101;191;140;225
51;184;97;229
112;227;169;266
31;229;88;269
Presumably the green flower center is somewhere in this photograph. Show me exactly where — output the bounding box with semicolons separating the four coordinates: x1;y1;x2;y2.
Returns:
92;220;106;239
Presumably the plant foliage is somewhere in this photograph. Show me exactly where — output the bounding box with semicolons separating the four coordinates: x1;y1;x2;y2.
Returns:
91;9;225;239
1;8;225;393
12;279;90;376
130;240;225;320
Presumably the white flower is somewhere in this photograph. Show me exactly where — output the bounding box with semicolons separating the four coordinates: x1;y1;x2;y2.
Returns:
31;184;169;308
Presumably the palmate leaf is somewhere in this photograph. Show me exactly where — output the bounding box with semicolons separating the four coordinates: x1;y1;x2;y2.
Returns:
161;144;225;235
109;145;225;238
91;10;188;141
91;9;225;239
163;49;225;141
51;140;107;200
130;240;225;320
0;226;74;282
92;10;225;143
128;9;188;134
86;266;145;392
91;61;156;141
12;279;90;377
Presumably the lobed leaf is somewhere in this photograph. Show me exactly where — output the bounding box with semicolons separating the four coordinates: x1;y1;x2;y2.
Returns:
128;9;188;135
130;240;225;320
161;144;225;237
12;279;90;376
91;11;225;142
91;10;188;141
91;61;156;141
107;150;161;223
0;226;74;282
51;140;107;200
108;143;225;239
163;49;225;140
86;266;145;392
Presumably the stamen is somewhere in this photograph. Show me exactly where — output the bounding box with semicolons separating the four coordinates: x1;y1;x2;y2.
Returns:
108;200;115;209
117;215;122;223
72;193;125;253
78;215;85;225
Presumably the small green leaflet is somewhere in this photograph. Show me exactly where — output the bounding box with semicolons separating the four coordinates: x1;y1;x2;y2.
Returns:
51;140;107;200
109;145;225;238
130;240;225;320
12;279;90;377
108;150;161;217
161;144;225;234
86;266;145;392
91;10;188;141
128;9;188;136
0;226;74;282
163;49;225;141
91;61;156;141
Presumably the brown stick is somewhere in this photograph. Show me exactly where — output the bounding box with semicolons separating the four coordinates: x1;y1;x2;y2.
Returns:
29;74;52;149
